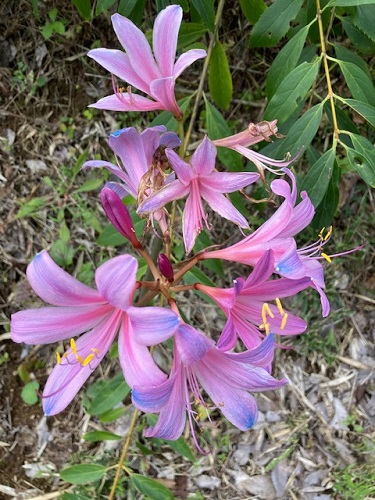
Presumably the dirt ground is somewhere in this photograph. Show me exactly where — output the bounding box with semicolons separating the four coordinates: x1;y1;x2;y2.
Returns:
1;1;374;499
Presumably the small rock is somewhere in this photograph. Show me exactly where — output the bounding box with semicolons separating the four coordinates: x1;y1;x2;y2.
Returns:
232;444;251;465
330;398;349;430
26;159;47;172
195;474;220;490
241;474;276;500
266;410;281;423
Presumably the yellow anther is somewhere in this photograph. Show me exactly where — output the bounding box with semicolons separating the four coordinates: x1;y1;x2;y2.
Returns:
264;303;274;318
280;313;288;330
265;323;270;335
70;338;77;355
275;298;285;316
91;348;100;355
56;352;61;364
324;226;333;241
319;227;326;239
83;354;95;366
75;355;84;364
63;352;69;358
321;252;332;263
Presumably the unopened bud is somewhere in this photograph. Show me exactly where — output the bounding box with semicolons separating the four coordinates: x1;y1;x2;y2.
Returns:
158;253;174;283
100;186;141;248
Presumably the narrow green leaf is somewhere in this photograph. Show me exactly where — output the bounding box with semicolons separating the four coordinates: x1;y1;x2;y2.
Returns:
164;437;196;462
83;431;122;442
95;0;116;16
341;98;375;127
266;25;310;99
312;161;340;230
239;0;266;24
178;22;208;48
208;41;233;110
191;0;215;32
97;223;128;247
72;0;91;21
17;197;46;218
250;0;304;48
345;133;375;187
300;148;336;207
334;45;371;78
60;493;91;500
127;0;146;24
328;0;375;5
204;96;243;171
86;372;130;415
99;407;126;423
131;474;174;500
353;5;375;42
185;266;216;287
75;178;103;192
337;60;375;105
340;16;375;55
150;96;193;131
118;0;138;17
50;239;74;267
60;464;107;485
264;60;320;123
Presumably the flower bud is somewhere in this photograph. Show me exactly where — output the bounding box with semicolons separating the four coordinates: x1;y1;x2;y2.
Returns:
100;186;141;248
158;253;174;283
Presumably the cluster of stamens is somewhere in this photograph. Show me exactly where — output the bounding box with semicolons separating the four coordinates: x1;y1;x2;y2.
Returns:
55;338;100;368
259;298;288;335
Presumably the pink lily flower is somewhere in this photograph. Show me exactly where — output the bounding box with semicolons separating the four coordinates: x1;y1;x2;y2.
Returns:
201;171;330;316
11;251;179;415
88;5;206;118
132;325;286;450
137;137;260;253
196;250;310;351
213;120;300;175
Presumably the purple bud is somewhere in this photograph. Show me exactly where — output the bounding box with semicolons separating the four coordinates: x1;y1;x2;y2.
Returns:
100;186;141;248
158;254;174;283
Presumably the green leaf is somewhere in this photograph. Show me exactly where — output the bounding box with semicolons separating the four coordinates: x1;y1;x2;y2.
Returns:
95;0;116;16
97;223;128;247
340;98;375;127
334;45;371;78
178;22;208;48
274;103;324;158
52;21;65;35
184;266;216;287
150;96;193;131
190;0;215;32
164;437;196;462
337;60;375;105
41;23;54;40
312;161;340;229
75;178;104;192
99;406;126;423
266;24;310;99
118;0;138;16
85;372;130;415
239;0;266;24
83;431;122;442
264;60;320;123
249;0;304;48
130;474;174;500
17;197;46;218
50;239;74;268
204;97;243;171
340;16;375;54
21;381;39;405
344;134;375;187
60;464;106;485
353;5;375;42
72;0;92;21
300;147;336;207
60;493;91;500
328;0;375;5
208;41;232;110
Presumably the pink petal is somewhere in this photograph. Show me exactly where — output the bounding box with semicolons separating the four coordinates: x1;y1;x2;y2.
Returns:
95;254;137;311
89;93;163;112
150;77;181;117
201;171;259;193
231;334;275;367
242;249;275;288
217;316;237;351
190;136;216;177
42;310;121;415
118;316;167;387
282;192;315;237
87;49;150;94
137;179;189;215
153;5;182;76
111;13;160;82
11;305;112;344
175;324;213;365
27;250;104;306
174;49;207;78
200;187;249;228
127;306;179;345
82;160;130;185
165;149;195;184
182;187;206;254
140;126;168;165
